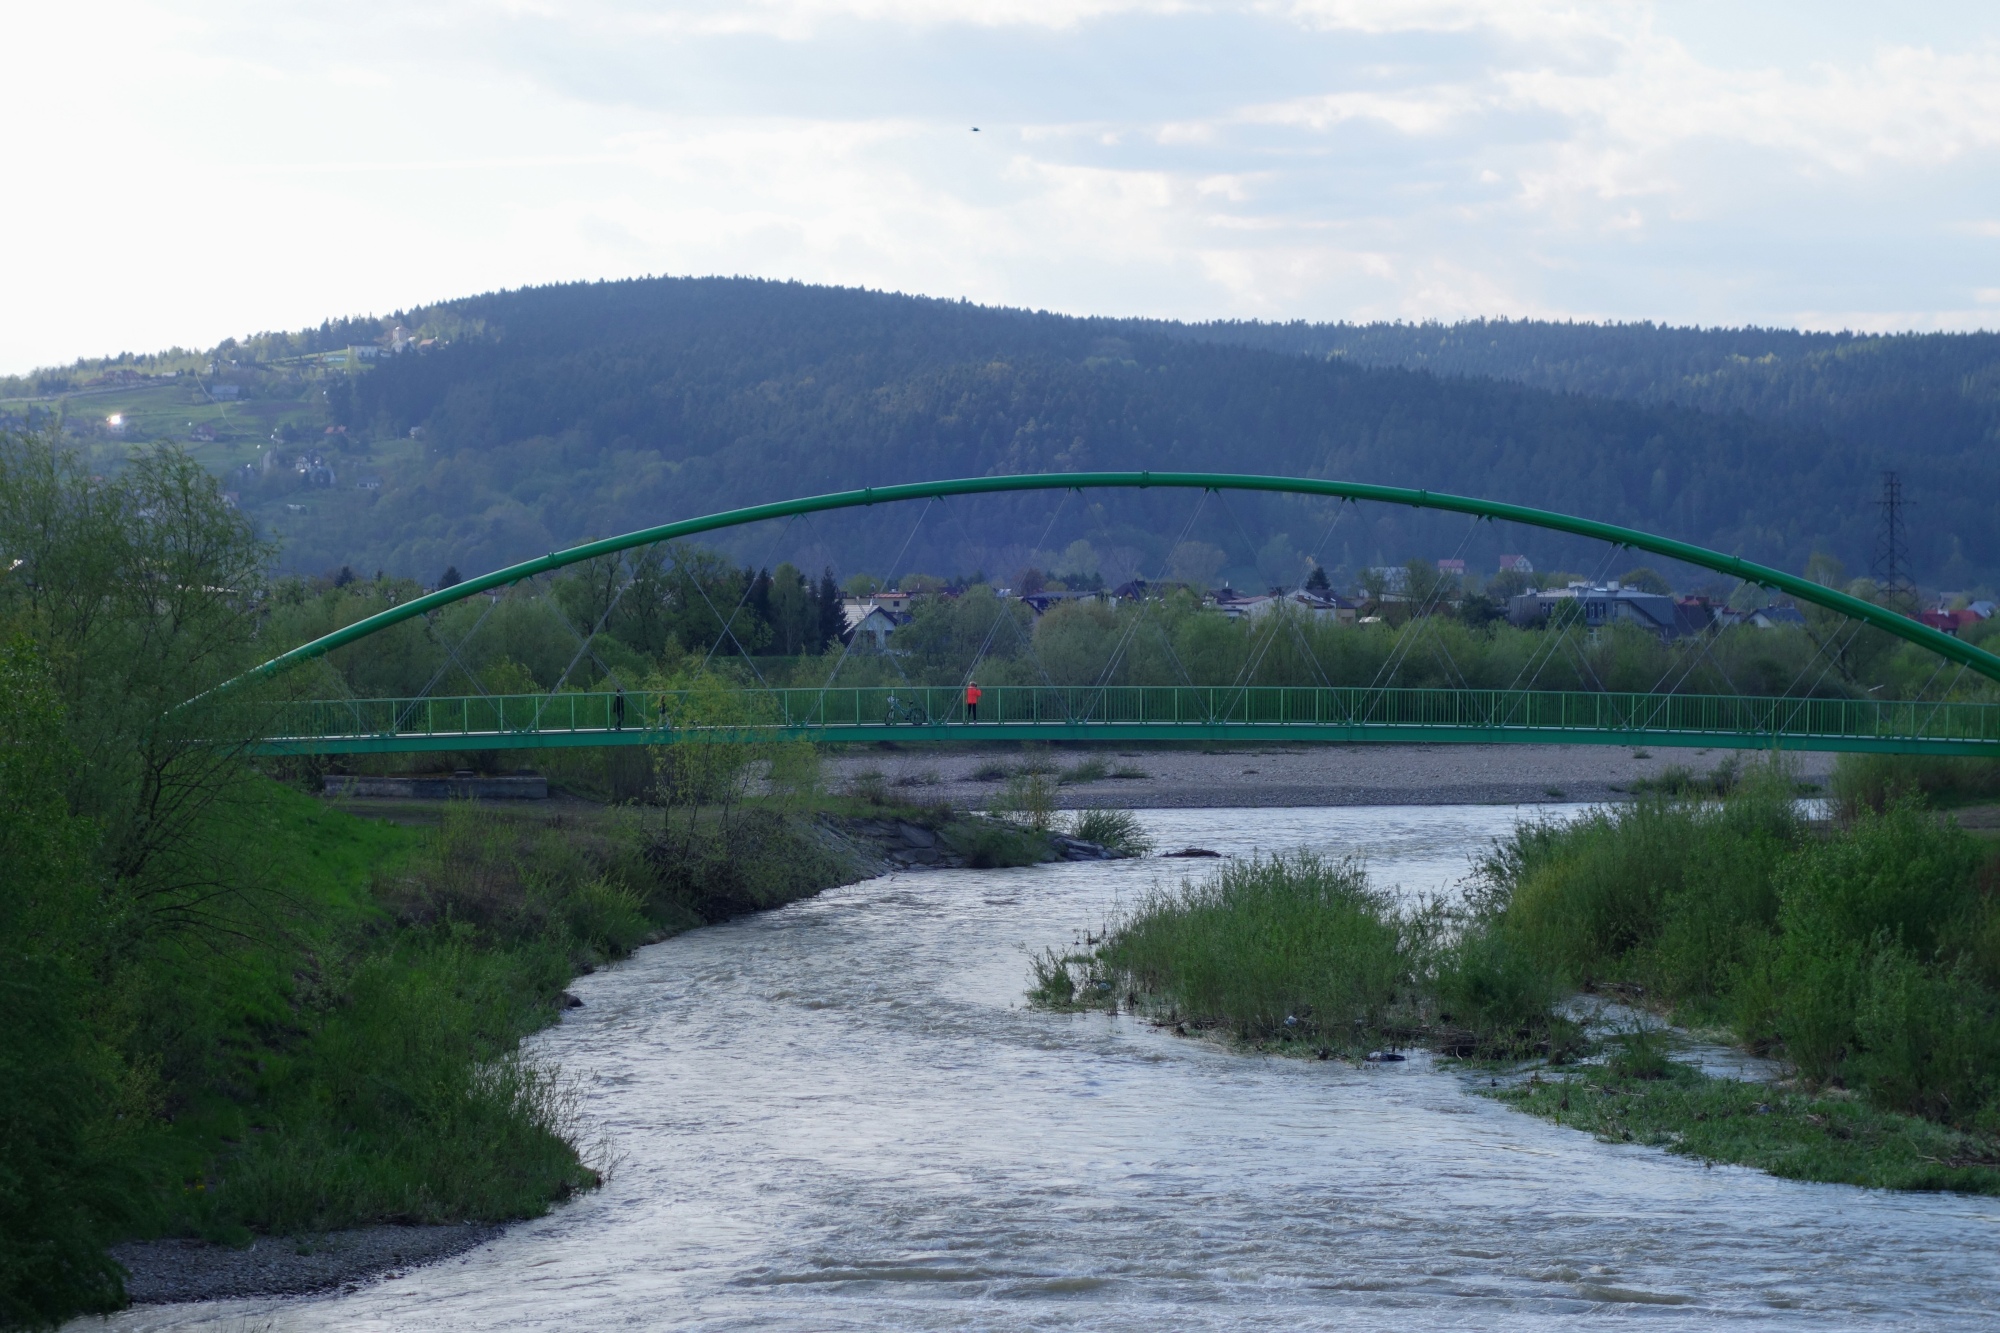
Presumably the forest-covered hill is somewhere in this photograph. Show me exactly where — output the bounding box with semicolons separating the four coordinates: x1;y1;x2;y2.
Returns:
20;278;2000;590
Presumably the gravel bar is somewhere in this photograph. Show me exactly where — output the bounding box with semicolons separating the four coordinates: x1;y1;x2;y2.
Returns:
111;1223;502;1304
824;741;1836;810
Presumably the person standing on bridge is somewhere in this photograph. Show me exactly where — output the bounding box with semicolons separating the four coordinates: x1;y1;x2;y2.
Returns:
964;679;981;723
613;687;626;730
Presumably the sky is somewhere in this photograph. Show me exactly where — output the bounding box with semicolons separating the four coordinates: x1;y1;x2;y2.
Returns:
5;0;1999;372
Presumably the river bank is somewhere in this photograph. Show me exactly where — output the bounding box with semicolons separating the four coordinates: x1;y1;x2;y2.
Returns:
80;803;2000;1332
824;741;1838;809
100;795;1118;1310
1034;767;2000;1199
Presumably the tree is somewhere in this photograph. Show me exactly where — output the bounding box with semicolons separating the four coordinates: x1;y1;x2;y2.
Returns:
815;567;843;653
764;563;818;656
1618;566;1673;596
0;430;276;907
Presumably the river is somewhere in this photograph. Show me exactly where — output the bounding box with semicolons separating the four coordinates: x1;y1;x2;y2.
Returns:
98;805;2000;1330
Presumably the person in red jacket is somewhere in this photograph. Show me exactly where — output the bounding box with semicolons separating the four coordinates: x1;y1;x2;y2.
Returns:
964;679;982;723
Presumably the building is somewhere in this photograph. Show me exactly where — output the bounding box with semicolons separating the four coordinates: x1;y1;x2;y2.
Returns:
1508;581;1694;639
1208;588;1359;624
841;602;906;651
1498;555;1534;574
294;454;336;487
1436;558;1467;576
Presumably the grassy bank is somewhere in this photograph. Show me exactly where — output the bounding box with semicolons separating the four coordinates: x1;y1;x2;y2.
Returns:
1032;757;2000;1193
1493;1057;2000;1193
0;760;895;1327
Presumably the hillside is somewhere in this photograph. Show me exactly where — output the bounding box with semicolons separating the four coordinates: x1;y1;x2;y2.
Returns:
8;279;1993;590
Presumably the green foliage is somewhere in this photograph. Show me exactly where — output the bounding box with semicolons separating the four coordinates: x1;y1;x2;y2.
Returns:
195;940;595;1235
1430;925;1571;1058
996;771;1058;832
1480;767;1800;999
0;644;137;1324
941;817;1053;870
1094;853;1412;1044
1067;807;1153;856
1832;753;2000;816
1477;777;2000;1132
1492;1062;2000;1194
125;276;1971;586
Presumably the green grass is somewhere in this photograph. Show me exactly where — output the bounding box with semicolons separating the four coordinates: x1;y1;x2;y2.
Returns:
1491;1062;2000;1193
1078;852;1415;1047
1067;808;1154;856
97;783;876;1261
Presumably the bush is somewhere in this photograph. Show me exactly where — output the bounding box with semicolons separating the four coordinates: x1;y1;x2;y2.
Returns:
1852;950;2000;1128
1833;753;2000;816
1777;800;1984;962
1486;772;1799;998
1431;924;1569;1057
996;772;1057;831
1098;853;1408;1042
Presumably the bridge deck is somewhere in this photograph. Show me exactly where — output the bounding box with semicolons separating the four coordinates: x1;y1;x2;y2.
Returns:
247;686;2000;756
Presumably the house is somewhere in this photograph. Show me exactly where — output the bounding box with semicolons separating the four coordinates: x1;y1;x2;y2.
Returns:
1209;587;1358;624
1747;605;1806;629
1712;603;1807;631
1019;589;1101;615
1508;581;1691;639
1498;555;1534;574
294;454;336;487
1364;566;1411;595
1208;586;1267;619
356;477;383;491
841;602;906;651
1917;608;1986;637
1436;559;1467;576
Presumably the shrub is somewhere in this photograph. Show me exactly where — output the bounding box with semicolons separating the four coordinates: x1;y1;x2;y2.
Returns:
1479;767;1799;1000
1068;808;1154;856
1852;950;2000;1129
1777;801;1983;961
845;768;889;805
1098;853;1408;1041
1832;753;2000;817
1061;757;1110;785
997;772;1058;831
1431;924;1569;1056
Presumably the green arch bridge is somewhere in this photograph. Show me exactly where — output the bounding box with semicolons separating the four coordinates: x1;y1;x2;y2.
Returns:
241;472;2000;758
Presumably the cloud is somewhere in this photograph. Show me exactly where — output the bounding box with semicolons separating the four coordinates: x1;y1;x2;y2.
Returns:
2;1;1997;371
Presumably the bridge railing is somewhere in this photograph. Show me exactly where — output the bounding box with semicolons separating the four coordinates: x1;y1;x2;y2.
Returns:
254;685;2000;747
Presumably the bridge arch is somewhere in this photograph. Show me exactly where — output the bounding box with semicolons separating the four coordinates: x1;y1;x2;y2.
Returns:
247;472;2000;687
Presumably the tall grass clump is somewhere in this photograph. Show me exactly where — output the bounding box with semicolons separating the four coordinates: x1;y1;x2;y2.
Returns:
1068;808;1154;856
1097;853;1413;1043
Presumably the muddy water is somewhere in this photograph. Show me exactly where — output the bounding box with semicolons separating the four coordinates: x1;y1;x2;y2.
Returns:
100;806;2000;1330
